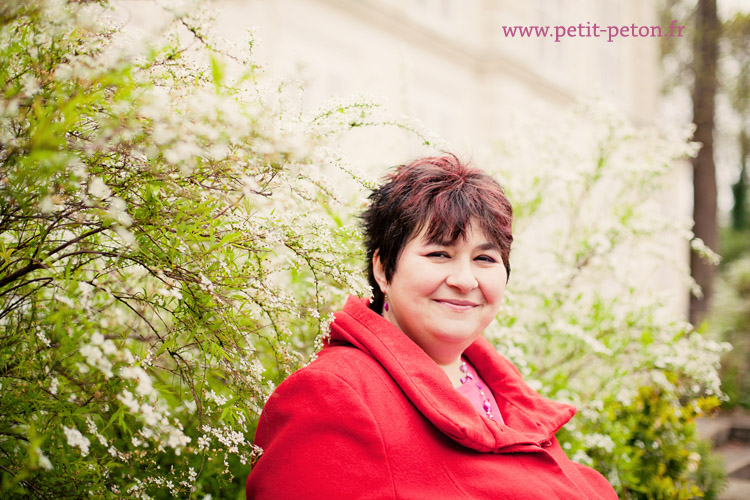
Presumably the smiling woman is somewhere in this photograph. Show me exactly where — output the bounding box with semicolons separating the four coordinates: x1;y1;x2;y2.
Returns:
245;156;619;500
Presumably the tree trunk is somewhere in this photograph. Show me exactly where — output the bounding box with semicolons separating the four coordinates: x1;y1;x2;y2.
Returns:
731;131;748;230
689;0;720;326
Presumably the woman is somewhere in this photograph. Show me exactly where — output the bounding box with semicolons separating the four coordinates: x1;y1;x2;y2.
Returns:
246;156;618;499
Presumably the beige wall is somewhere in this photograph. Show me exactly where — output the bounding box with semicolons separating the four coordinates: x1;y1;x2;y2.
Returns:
216;0;663;138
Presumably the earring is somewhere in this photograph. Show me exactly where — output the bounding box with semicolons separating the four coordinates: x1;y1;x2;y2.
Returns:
384;294;389;312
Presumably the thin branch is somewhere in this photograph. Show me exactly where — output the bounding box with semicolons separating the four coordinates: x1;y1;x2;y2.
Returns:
0;276;53;299
47;226;107;256
0;260;47;289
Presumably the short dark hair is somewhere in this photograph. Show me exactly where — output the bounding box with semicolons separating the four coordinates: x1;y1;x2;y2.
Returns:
361;155;513;313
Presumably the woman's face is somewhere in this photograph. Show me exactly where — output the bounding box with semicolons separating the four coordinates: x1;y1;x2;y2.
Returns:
373;221;507;364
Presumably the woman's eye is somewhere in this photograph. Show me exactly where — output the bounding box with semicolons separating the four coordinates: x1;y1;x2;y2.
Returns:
476;255;497;263
426;251;449;258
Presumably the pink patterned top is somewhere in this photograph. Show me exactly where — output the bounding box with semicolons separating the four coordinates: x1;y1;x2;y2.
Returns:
457;357;504;424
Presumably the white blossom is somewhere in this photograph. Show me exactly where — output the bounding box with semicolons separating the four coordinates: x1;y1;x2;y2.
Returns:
183;399;197;414
114;226;136;247
36;448;53;471
38;196;55;213
120;366;157;399
79;344;113;378
36;330;51;347
108;197;133;227
63;426;91;456
166;428;191;451
205;390;228;406
101;339;118;356
118;389;140;413
88;176;111;199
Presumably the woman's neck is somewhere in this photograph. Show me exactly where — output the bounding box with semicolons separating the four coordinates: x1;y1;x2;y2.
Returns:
437;356;464;388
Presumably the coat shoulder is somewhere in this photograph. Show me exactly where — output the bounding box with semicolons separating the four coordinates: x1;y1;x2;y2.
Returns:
306;344;392;385
284;344;409;416
248;345;397;499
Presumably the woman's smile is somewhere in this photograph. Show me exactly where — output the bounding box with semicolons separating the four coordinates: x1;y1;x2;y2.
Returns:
432;298;481;312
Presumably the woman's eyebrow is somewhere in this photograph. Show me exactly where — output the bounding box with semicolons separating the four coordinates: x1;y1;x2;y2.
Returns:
476;242;501;251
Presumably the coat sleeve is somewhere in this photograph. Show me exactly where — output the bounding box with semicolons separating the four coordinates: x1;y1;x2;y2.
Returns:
246;368;395;500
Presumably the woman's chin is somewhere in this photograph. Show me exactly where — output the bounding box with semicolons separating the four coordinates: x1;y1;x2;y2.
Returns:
430;326;483;346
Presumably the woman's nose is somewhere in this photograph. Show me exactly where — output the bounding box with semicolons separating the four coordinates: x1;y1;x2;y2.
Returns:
445;260;479;292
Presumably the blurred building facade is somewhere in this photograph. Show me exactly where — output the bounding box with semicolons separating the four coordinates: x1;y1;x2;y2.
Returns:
217;0;661;156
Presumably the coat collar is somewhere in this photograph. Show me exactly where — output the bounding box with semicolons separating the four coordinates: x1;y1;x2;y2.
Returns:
327;296;576;453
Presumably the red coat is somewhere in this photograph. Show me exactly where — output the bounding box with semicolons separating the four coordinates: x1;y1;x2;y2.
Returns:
246;296;618;499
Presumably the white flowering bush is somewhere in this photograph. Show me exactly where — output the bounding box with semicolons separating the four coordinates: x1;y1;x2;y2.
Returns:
484;102;729;499
0;0;376;497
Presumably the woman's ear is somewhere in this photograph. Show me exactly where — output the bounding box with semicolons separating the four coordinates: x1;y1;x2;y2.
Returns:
372;251;388;293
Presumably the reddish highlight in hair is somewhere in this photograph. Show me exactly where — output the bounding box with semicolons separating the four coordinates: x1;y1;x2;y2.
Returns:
361;155;513;313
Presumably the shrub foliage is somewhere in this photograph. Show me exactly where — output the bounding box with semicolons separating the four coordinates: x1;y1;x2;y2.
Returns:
0;0;370;497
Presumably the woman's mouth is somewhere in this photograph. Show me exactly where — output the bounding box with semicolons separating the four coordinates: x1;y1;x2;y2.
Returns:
433;299;479;312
